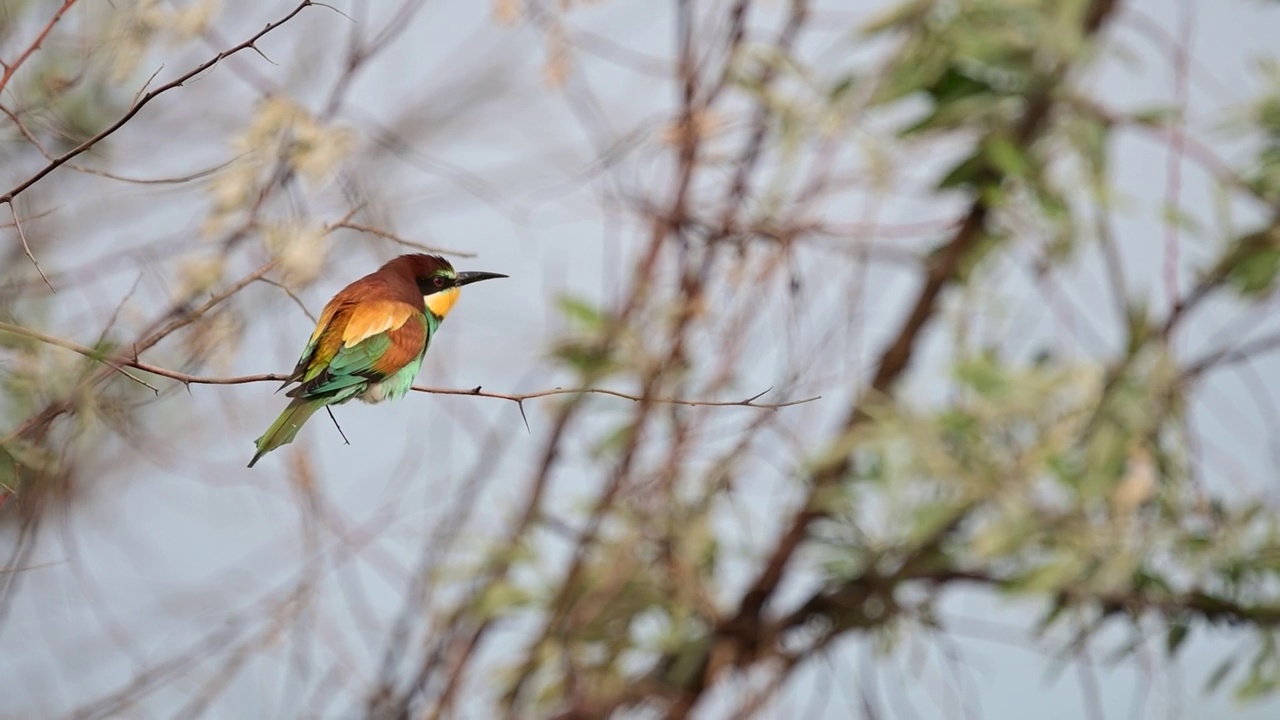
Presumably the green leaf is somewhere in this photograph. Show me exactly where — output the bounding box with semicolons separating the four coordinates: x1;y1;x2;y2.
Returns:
983;135;1033;179
860;0;930;35
908;502;960;544
938;152;986;190
1228;247;1280;296
1130;105;1180;127
475;578;533;620
955;355;1009;397
1236;670;1280;701
829;74;856;101
557;294;605;329
1234;635;1280;701
937;408;978;438
1011;557;1086;593
661;635;712;689
1165;620;1191;656
551;339;616;376
1206;657;1237;693
1035;598;1070;634
1161;204;1205;237
929;66;993;104
590;423;633;459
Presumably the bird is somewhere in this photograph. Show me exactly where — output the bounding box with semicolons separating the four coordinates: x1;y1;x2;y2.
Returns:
248;253;506;467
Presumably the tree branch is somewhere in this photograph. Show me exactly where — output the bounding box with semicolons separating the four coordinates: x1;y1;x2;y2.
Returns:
0;0;315;206
647;1;1126;714
0;320;818;411
0;0;80;97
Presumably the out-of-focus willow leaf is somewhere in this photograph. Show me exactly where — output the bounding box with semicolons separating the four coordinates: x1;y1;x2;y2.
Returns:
1212;227;1280;298
1229;246;1280;296
813;346;1280;650
556;294;606;331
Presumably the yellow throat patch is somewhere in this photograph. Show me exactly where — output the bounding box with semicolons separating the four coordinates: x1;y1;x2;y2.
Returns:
424;286;460;318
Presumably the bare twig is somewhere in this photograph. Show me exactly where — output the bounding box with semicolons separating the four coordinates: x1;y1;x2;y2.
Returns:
0;0;80;97
257;277;318;323
0;104;245;186
409;383;818;409
0;1;316;205
5;201;52;291
330;222;477;257
1185;333;1280;379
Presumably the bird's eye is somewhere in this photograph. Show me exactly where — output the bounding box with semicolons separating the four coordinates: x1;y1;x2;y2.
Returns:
433;276;446;288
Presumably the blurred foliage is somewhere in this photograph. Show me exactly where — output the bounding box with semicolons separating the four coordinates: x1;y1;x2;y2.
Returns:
476;0;1280;713
1248;59;1280;204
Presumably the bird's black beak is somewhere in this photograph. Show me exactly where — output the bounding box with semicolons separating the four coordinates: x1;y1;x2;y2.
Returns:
455;271;508;287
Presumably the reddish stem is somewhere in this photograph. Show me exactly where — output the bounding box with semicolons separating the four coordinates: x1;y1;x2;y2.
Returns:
0;0;80;97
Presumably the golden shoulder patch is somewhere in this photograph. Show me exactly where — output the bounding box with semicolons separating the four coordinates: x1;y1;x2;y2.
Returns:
342;300;415;347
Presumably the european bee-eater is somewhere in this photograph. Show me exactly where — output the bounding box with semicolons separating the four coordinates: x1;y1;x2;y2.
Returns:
248;253;506;467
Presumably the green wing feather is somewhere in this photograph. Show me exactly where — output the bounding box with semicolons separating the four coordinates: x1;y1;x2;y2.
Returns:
251;314;428;467
290;332;394;401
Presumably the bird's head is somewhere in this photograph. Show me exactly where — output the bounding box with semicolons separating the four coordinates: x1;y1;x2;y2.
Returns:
394;254;507;319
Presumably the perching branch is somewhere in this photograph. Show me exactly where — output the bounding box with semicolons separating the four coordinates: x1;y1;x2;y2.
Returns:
0;321;819;411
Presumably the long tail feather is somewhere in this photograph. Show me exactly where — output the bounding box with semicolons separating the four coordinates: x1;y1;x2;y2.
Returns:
248;397;324;468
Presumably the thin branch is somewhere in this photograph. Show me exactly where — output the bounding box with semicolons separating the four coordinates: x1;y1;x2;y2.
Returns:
921;569;1280;628
257;277;318;323
131;65;167;107
0;0;316;205
5;201;52;291
0;262;278;446
4;104;245;186
1185;332;1280;379
0;205;58;231
0;319;158;393
0;560;63;575
64;154;242;187
1161;1;1194;311
1;204;360;445
0;0;80;97
0;321;819;410
409;383;818;409
330;221;477;257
